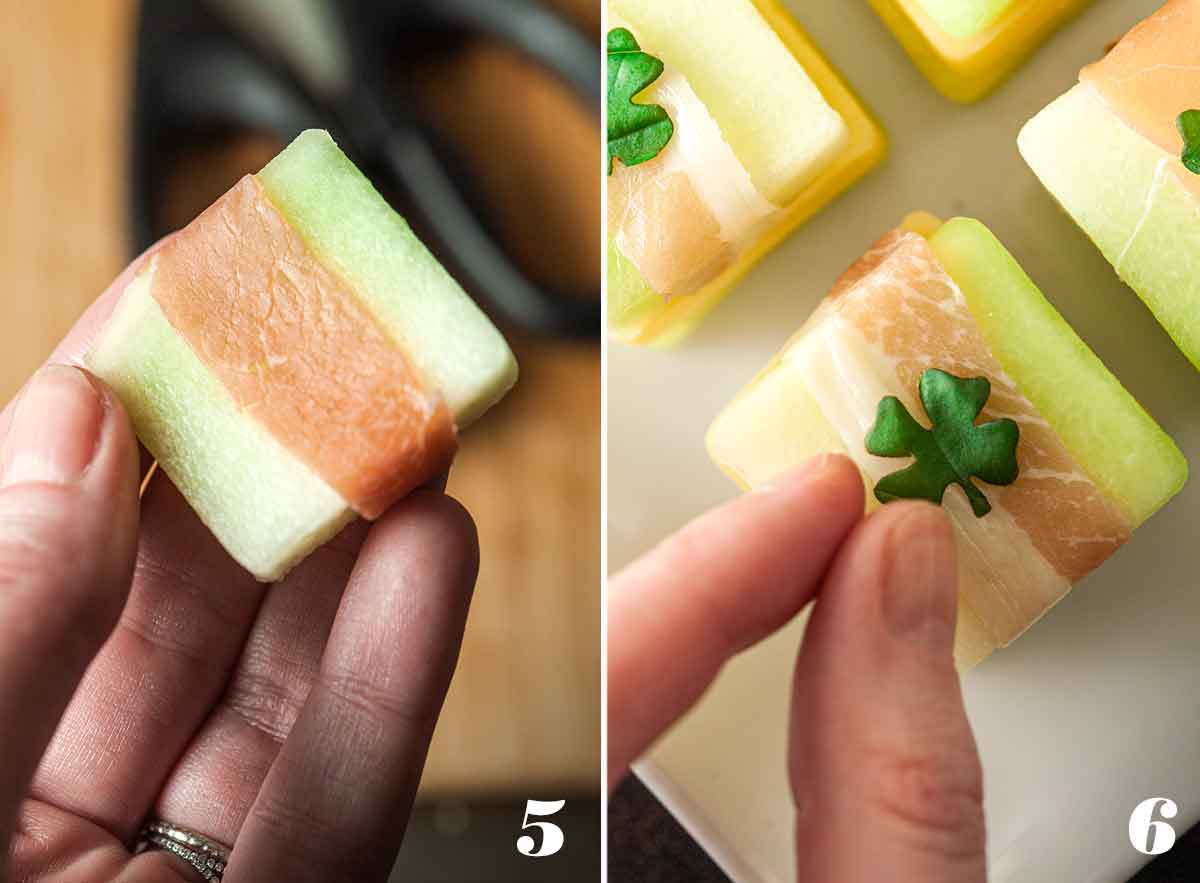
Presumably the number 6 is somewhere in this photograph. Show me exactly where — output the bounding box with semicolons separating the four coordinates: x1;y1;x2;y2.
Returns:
517;799;566;857
1129;797;1178;856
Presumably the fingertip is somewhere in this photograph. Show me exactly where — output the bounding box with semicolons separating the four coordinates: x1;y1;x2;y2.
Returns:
406;490;479;561
78;368;141;495
877;503;958;657
790;499;984;881
810;454;866;515
363;489;480;596
764;454;865;523
871;498;951;531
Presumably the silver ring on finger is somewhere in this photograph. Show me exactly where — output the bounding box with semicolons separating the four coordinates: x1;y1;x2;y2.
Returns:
135;819;230;882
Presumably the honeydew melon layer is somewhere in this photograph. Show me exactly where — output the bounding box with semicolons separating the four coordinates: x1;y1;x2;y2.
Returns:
87;267;353;581
606;238;662;342
929;217;1187;525
706;357;848;491
257;130;517;428
1020;84;1200;373
608;0;847;206
914;0;1014;39
870;0;1092;103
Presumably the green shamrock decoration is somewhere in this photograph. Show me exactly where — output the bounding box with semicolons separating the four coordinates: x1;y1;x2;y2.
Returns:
606;28;674;175
865;368;1020;518
1177;110;1200;175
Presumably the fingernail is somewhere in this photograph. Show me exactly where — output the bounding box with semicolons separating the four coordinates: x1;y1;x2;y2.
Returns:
1;366;106;488
756;453;837;493
881;505;957;653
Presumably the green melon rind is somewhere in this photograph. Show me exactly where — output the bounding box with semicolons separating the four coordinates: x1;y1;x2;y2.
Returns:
929;216;1187;526
914;0;1014;39
607;237;665;341
87;268;354;581
1019;84;1200;371
257;130;517;428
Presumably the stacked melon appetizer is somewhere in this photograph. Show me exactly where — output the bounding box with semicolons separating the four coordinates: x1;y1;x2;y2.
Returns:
607;0;884;345
708;215;1185;667
1020;0;1200;369
89;131;517;581
868;0;1093;102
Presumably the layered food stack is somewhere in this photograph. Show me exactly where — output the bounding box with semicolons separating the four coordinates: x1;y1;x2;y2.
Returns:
707;214;1186;667
607;0;885;345
89;130;518;581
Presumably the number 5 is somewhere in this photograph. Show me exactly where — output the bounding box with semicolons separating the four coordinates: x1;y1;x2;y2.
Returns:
517;799;566;857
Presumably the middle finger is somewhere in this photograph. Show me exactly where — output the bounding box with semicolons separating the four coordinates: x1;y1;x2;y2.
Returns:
149;519;368;846
31;473;265;843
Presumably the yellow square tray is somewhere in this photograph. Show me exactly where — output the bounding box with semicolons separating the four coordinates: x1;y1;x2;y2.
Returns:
868;0;1094;102
612;0;887;347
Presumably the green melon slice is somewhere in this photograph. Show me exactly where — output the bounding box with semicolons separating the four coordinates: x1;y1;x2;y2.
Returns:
928;217;1186;525
1019;84;1200;372
914;0;1015;38
606;237;663;342
258;130;517;427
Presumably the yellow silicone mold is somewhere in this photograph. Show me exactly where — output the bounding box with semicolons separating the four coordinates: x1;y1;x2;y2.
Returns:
608;0;886;348
868;0;1094;103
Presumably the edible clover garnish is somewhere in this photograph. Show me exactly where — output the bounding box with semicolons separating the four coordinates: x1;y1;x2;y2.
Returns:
1177;110;1200;175
606;28;674;175
865;368;1020;518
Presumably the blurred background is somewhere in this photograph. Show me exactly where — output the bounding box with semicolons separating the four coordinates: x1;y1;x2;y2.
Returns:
0;0;599;878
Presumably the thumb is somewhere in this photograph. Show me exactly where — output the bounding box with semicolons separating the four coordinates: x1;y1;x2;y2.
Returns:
789;502;986;883
0;365;140;856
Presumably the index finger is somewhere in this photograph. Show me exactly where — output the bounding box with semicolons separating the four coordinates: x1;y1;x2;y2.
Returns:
0;242;163;434
606;454;865;788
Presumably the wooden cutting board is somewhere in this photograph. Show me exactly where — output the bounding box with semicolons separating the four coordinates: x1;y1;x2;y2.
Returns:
0;0;599;796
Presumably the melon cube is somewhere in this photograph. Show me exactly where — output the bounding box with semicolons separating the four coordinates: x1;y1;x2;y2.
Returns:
708;215;1185;667
606;0;886;346
88;130;517;581
1019;1;1200;371
610;0;847;205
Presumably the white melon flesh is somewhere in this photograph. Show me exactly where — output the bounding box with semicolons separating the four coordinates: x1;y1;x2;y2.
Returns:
707;355;848;490
913;0;1015;38
608;0;848;205
258;130;517;427
87;267;354;581
1019;84;1200;371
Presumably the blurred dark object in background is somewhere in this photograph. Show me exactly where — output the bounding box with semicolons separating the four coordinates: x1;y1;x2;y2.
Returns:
133;0;600;337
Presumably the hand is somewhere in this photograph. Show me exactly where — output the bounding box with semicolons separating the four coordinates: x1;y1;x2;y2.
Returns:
0;253;480;883
607;454;987;882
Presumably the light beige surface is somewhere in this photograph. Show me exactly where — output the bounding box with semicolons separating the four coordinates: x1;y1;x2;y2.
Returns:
610;0;1200;880
0;0;599;796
